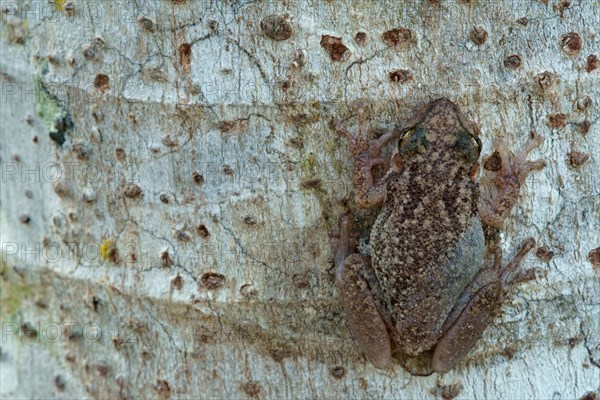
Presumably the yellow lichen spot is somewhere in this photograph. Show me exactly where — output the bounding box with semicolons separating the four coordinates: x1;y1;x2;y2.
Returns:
100;240;111;261
55;0;66;11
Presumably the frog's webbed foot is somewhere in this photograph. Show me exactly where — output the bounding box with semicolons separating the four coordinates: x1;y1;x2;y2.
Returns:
331;100;401;208
334;215;392;369
432;238;541;373
498;238;547;288
479;131;546;228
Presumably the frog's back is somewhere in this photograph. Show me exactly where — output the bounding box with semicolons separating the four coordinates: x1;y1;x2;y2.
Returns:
370;171;485;356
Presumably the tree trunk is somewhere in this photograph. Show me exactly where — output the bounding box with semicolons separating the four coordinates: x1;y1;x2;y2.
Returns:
1;0;599;398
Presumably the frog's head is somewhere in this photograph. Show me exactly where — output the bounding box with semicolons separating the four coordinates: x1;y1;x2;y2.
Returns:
396;98;481;174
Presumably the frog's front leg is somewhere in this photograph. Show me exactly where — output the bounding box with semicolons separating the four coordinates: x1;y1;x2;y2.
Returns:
431;239;538;373
332;100;401;208
335;215;393;369
479;131;546;228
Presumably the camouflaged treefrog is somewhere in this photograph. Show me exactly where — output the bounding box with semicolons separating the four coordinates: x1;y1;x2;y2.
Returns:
333;98;545;375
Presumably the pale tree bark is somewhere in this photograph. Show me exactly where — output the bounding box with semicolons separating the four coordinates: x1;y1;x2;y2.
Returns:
1;0;599;398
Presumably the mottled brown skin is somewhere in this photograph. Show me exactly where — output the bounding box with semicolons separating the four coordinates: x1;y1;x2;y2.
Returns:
333;98;545;374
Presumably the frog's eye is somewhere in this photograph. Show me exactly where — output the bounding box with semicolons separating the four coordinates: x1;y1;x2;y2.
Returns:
398;127;426;156
456;131;481;163
468;134;482;154
399;128;417;147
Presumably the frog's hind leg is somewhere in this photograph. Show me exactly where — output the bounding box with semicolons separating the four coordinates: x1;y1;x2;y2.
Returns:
431;239;539;373
335;215;392;369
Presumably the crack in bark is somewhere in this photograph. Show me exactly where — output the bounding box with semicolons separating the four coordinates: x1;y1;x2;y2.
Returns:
582;328;600;369
217;203;274;272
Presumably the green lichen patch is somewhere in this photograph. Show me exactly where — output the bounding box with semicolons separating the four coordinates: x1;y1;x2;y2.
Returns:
34;77;73;146
2;20;28;45
0;260;34;321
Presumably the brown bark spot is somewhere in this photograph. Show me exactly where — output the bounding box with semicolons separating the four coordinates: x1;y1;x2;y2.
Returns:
568;151;589;168
218;119;248;134
575;96;592;112
516;17;529;26
580;391;600;400
207;20;218;32
160;251;173;268
199;272;225;290
504;54;522;69
577;119;590;134
54;375;65;391
222;164;234;175
127;252;137;263
354;31;367;46
139;16;155;32
329;366;346;379
535;247;555;262
162;135;178;147
535;71;557;91
176;230;191;242
106;245;119;264
95;361;110;376
431;381;464;400
115;147;126;161
320;35;351;62
196;224;210;238
192;171;204;185
81;44;97;60
291;271;310;289
568;332;584;348
171;275;183;290
241;381;261;398
469;26;488;45
260;15;292;41
269;341;292;361
381;28;417;48
53;180;71;197
155;380;171;399
560;32;582;56
300;178;322;189
589;248;600;269
72;143;90;159
240;284;257;298
586;54;599;73
94;74;109;92
148;67;167;82
389;69;413;83
123;183;142;199
553;0;571;17
291;49;306;68
178;43;191;73
218;120;235;133
547;113;568;128
279;76;292;90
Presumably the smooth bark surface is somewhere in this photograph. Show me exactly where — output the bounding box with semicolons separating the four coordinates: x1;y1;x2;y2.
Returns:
1;1;599;398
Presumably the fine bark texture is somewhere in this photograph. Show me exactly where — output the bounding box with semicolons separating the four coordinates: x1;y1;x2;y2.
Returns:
1;1;599;398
